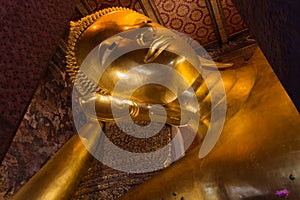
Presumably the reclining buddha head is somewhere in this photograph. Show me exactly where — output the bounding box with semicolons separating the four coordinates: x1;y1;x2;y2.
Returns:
67;7;205;106
66;7;255;161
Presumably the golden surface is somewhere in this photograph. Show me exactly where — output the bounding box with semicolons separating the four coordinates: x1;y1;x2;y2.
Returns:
118;49;300;199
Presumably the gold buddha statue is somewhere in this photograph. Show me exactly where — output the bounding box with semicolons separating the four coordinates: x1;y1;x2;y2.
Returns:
13;7;300;200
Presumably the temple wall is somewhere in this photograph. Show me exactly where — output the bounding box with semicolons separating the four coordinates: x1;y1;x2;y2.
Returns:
0;0;78;162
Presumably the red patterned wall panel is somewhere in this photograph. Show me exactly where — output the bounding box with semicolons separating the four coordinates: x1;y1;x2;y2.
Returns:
219;0;247;36
151;0;217;45
86;0;144;13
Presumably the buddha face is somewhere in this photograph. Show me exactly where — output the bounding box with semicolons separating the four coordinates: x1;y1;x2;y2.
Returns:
74;10;203;105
